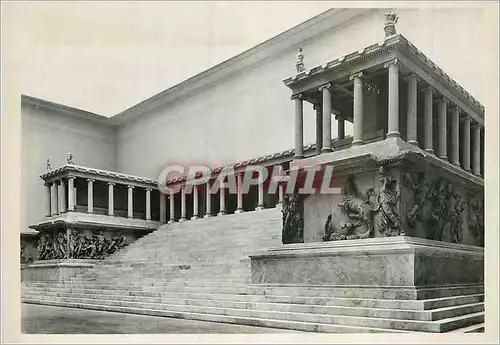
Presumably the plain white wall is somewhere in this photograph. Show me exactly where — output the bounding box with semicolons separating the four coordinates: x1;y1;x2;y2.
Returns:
21;102;117;232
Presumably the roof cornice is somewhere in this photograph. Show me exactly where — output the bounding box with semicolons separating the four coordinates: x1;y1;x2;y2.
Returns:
108;8;372;126
21;95;114;127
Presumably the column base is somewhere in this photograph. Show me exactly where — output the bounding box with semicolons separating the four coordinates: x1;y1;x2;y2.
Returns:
320;148;333;154
424;149;435;155
386;131;401;138
190;215;199;220
294;155;304;160
256;206;265;211
217;211;227;216
204;214;212;218
179;217;187;222
167;220;176;224
235;209;245;214
452;162;461;168
464;168;472;173
439;155;448;161
408;140;419;147
352;140;364;146
107;212;114;216
474;172;482;177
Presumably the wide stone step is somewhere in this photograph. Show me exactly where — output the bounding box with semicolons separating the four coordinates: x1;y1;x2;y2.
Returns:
22;283;484;300
22;298;405;333
22;295;483;332
21;286;484;314
21;290;484;321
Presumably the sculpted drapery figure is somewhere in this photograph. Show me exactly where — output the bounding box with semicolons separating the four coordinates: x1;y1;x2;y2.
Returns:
282;192;304;244
377;167;403;236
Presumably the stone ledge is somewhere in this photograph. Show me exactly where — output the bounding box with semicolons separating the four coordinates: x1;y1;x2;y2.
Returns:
250;236;483;287
22;259;99;282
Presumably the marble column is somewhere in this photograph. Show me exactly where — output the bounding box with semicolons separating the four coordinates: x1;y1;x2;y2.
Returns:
108;182;115;216
45;183;52;216
87;179;94;214
337;116;345;140
405;73;419;146
385;60;400;138
462;116;471;172
450;107;461;167
168;190;175;223
320;83;332;153
180;185;187;221
256;181;264;211
51;182;58;215
58;180;66;213
277;184;284;208
294;94;304;159
423;86;434;154
218;185;226;216
146;188;152;220
74;183;77;207
472;123;481;176
351;72;364;145
159;192;167;224
127;185;134;218
235;173;244;214
205;181;212;218
313;103;323;155
67;177;75;212
191;185;199;220
437;97;448;161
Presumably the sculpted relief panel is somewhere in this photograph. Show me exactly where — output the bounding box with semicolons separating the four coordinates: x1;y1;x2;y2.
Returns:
36;229;128;260
316;167;483;246
323;167;403;242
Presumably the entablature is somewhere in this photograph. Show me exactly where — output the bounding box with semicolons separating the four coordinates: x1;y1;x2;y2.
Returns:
283;34;484;126
40;164;158;190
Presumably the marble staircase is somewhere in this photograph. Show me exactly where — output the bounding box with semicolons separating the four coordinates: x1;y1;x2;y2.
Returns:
22;208;484;333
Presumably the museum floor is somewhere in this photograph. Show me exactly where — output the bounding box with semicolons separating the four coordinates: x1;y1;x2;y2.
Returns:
22;304;305;334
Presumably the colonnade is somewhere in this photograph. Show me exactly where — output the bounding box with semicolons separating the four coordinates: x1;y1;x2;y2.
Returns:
45;177;154;220
293;60;484;177
162;172;285;224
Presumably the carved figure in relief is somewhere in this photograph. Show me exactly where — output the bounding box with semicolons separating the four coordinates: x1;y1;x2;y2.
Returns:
107;235;128;254
421;179;453;241
469;196;484;246
55;232;67;259
37;233;54;260
449;192;466;244
401;171;425;228
282;193;304;244
323;175;379;241
377;167;402;236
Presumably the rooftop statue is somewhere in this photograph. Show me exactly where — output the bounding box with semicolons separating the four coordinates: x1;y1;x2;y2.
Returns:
295;47;305;73
67;152;74;165
46;159;51;171
384;11;398;37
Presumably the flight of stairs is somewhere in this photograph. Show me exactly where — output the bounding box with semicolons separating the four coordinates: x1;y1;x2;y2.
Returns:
22;208;484;333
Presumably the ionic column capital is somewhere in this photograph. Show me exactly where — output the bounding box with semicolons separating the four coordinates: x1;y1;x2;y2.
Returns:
437;96;450;106
460;114;472;123
349;71;364;81
312;102;322;111
67;176;76;181
421;85;435;94
44;182;52;187
145;187;152;192
107;182;116;186
404;73;420;83
318;83;332;92
290;93;303;100
127;185;135;189
384;58;399;69
86;178;95;183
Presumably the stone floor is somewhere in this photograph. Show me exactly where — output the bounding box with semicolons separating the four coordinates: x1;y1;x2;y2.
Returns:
22;304;304;334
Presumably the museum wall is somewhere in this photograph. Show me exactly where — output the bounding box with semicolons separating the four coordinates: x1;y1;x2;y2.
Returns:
114;7;486;180
21;102;117;233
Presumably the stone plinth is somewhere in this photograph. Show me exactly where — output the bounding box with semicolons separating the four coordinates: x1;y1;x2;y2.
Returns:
250;236;483;287
21;259;98;282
